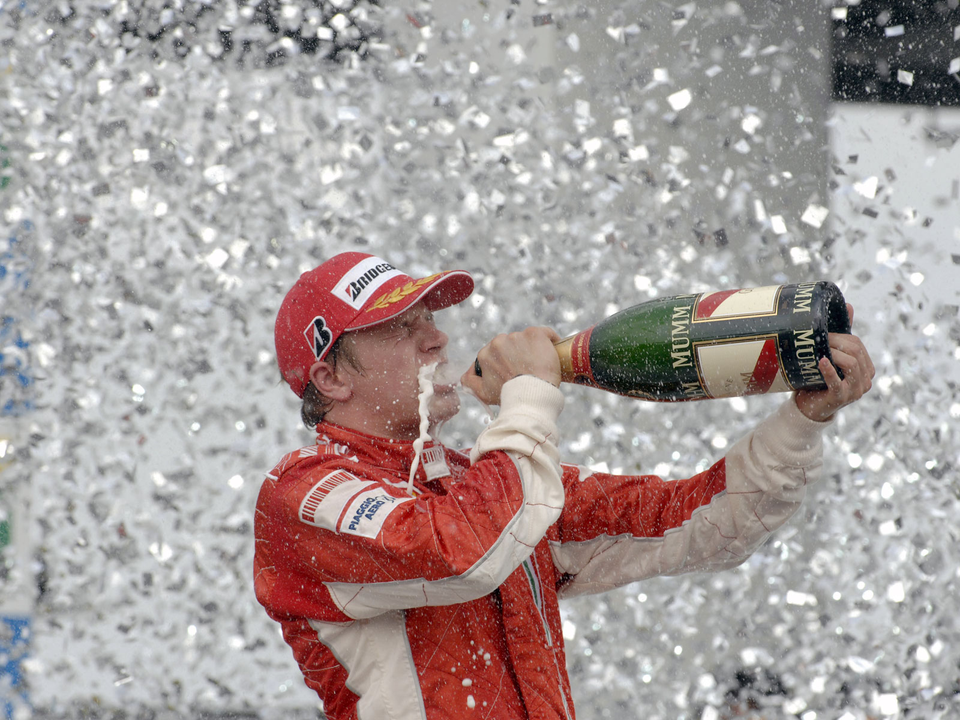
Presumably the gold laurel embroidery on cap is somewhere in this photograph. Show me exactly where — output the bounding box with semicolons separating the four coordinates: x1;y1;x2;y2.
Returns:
367;274;441;311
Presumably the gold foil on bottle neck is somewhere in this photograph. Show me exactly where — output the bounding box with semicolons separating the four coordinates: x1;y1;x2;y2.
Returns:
554;336;576;384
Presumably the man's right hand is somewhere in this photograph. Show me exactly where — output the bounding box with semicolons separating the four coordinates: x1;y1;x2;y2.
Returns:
461;327;562;406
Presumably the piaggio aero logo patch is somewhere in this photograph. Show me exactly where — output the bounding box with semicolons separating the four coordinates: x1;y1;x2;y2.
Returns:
297;469;412;538
340;489;410;539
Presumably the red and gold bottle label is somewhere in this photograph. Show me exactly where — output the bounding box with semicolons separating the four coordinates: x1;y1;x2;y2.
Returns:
569;328;597;387
694;335;793;398
693;285;782;322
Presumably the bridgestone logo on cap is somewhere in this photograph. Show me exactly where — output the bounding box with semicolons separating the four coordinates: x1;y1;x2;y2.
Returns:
304;315;333;360
331;256;405;310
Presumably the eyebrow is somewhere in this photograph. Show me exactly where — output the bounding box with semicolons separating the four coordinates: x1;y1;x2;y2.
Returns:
375;309;428;334
368;303;435;334
401;307;433;323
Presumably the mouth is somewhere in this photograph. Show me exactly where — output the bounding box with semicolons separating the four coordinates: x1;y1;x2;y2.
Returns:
432;360;461;390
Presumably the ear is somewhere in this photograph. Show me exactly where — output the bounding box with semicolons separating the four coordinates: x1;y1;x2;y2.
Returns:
309;360;353;402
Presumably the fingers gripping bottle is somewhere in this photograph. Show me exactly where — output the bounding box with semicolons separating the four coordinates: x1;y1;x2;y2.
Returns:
553;282;851;401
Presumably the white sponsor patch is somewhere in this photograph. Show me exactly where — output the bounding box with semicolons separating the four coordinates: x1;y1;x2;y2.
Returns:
341;489;411;539
298;470;376;531
421;445;452;481
298;469;411;539
330;256;405;310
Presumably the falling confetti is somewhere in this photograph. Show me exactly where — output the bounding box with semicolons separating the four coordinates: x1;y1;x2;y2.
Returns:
667;88;693;111
0;1;958;718
801;204;830;229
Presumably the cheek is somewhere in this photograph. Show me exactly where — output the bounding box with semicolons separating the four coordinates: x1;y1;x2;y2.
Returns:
368;361;422;399
366;350;417;379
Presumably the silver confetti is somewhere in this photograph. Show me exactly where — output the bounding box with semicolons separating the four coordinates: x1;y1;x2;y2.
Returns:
0;0;958;717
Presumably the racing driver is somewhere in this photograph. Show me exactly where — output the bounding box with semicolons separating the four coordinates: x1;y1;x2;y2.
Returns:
254;251;874;719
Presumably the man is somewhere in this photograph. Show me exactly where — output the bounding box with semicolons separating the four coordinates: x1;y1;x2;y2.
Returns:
254;252;874;720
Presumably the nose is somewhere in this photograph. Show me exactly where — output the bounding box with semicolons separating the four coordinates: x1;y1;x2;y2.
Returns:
421;324;448;354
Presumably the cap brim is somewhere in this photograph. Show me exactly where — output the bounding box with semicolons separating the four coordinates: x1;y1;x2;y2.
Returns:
344;270;474;332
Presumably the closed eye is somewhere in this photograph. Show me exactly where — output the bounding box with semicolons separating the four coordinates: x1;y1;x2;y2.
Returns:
376;308;435;339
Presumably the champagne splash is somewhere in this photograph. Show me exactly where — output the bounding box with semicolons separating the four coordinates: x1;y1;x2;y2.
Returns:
437;353;496;424
432;360;463;388
459;384;496;424
407;362;437;495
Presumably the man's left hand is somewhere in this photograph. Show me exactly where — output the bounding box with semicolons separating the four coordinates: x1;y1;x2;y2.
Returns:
794;304;875;423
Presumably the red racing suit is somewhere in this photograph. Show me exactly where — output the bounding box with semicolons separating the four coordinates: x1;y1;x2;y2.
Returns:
254;377;827;719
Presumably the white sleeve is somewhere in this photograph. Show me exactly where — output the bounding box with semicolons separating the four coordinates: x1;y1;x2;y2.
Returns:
469;374;567;537
702;396;829;564
551;397;829;597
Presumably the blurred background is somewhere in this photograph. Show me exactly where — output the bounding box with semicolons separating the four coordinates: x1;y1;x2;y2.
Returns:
1;1;958;718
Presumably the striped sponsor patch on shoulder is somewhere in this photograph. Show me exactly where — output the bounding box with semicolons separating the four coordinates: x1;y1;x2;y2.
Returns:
299;470;373;530
298;470;412;539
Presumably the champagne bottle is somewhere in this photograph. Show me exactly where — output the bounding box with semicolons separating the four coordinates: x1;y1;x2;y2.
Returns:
553;282;850;401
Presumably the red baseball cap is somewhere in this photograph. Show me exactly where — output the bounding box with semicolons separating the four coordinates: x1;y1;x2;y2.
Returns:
275;252;474;397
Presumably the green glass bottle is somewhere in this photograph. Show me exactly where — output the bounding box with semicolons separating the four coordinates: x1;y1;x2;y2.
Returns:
554;282;850;401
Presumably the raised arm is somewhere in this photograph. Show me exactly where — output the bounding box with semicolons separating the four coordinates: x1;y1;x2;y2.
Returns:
550;322;874;597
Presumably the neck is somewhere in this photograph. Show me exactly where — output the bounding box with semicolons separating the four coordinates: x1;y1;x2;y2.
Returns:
322;406;420;442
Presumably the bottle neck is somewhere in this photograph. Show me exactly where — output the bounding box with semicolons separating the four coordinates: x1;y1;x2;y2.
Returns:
554;335;576;384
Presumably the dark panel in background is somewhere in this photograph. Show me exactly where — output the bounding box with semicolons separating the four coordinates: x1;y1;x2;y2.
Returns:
832;0;960;106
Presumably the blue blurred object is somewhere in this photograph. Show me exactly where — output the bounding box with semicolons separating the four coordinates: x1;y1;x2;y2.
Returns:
0;615;30;718
0;227;34;418
0;221;33;716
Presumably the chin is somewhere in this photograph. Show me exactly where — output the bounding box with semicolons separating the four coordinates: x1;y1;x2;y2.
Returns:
429;388;461;424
